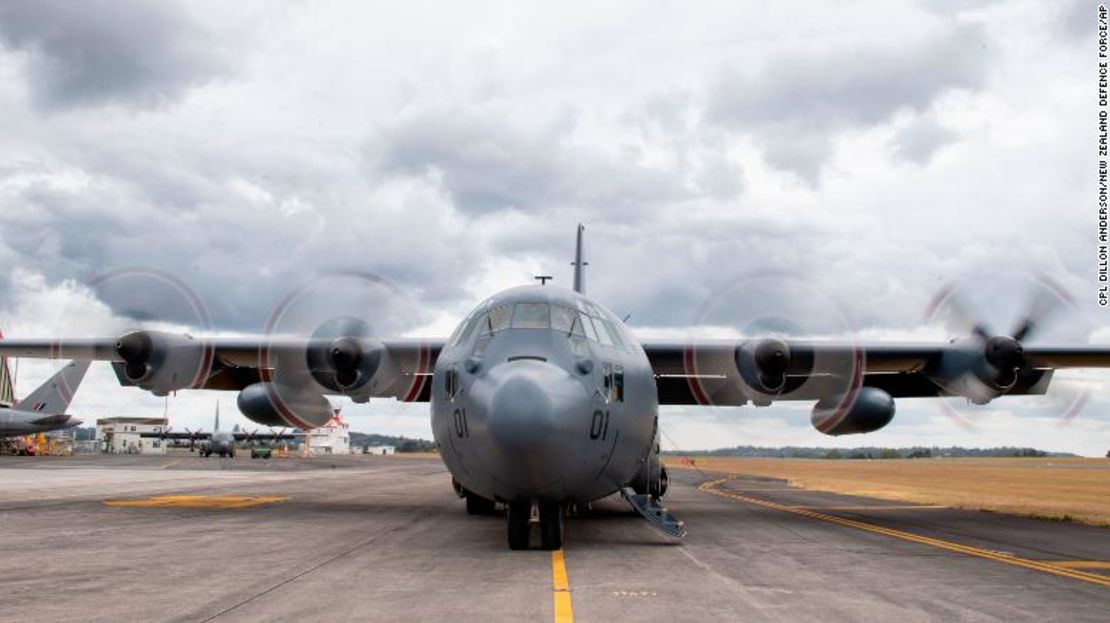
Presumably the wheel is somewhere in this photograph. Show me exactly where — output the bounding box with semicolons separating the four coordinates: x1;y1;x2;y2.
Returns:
655;466;669;500
228;450;235;459
466;492;496;516
507;501;531;550
539;501;564;551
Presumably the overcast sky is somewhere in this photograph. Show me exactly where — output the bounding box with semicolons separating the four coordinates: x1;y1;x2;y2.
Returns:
1;0;1107;455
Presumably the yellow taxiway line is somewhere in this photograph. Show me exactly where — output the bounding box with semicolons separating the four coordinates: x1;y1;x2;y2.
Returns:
699;477;1110;589
103;495;288;509
792;505;949;511
1045;561;1110;570
551;548;574;622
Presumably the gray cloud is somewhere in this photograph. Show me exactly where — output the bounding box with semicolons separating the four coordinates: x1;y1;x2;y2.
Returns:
0;0;234;109
705;22;988;183
1055;0;1096;42
891;113;958;165
364;107;693;215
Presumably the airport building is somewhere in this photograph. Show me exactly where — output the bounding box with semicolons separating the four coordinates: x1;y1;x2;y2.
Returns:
96;417;168;455
306;412;350;455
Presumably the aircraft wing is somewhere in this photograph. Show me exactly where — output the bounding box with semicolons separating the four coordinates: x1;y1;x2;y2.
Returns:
0;334;443;403
230;431;298;442
643;340;1110;406
139;431;213;441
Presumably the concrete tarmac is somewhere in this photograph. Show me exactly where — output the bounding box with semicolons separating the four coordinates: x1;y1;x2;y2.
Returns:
0;453;1106;622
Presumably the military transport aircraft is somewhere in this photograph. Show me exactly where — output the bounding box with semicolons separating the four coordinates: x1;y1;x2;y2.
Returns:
0;226;1108;549
141;403;296;457
0;361;89;437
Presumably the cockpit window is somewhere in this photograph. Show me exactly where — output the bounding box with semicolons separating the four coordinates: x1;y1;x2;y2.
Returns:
511;303;550;329
479;305;512;335
591;316;614;346
551;305;579;335
598;319;625;349
448;309;483;347
579;312;600;341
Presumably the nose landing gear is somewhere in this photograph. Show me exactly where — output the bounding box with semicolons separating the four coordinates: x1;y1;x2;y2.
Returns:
539;501;564;550
506;500;565;550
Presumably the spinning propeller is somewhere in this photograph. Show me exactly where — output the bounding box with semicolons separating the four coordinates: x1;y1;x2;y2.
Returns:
925;273;1090;428
261;270;421;429
685;270;862;418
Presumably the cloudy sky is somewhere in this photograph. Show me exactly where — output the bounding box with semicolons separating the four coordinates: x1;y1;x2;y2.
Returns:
1;0;1107;455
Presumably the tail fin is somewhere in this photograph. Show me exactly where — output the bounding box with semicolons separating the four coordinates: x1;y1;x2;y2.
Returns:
16;361;90;415
0;329;14;404
572;223;587;294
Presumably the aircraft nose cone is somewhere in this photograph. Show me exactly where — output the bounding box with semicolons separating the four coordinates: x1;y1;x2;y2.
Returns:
471;359;590;491
488;369;556;450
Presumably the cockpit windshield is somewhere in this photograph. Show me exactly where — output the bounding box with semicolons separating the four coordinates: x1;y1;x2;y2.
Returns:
448;300;630;351
511;303;549;329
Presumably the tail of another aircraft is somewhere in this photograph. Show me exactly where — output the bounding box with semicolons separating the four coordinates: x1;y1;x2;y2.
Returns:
16;361;90;415
0;329;14;404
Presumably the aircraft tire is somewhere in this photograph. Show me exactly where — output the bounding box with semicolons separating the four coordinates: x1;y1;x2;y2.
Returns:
539;502;564;551
466;492;496;516
507;501;531;550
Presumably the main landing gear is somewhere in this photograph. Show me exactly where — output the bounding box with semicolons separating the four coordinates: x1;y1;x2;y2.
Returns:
507;500;564;550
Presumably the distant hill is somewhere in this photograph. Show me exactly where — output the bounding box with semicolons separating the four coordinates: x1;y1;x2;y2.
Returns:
662;446;1079;459
349;432;436;453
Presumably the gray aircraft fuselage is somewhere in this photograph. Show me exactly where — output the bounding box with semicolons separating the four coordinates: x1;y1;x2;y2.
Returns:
0;406;82;437
431;285;658;504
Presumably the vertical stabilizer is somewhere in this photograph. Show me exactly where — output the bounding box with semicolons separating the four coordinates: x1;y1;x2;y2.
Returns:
15;361;90;415
0;329;13;405
572;223;587;294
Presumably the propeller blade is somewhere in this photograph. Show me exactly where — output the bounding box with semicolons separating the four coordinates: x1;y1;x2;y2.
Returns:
926;282;994;340
1011;288;1061;342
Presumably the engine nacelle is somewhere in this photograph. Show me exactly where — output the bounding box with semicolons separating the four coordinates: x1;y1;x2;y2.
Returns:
237;382;335;429
929;339;1022;405
111;330;210;396
811;387;895;436
735;339;790;405
304;323;393;401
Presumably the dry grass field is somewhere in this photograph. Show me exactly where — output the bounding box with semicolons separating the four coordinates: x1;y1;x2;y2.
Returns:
665;456;1110;527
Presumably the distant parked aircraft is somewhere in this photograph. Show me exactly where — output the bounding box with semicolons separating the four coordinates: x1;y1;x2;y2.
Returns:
142;403;294;458
0;361;89;437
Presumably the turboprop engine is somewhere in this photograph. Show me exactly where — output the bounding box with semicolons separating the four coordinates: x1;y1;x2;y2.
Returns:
112;330;210;396
735;338;790;405
302;317;397;402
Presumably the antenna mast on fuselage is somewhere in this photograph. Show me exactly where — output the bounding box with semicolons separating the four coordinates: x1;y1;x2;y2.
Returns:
572;223;587;294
